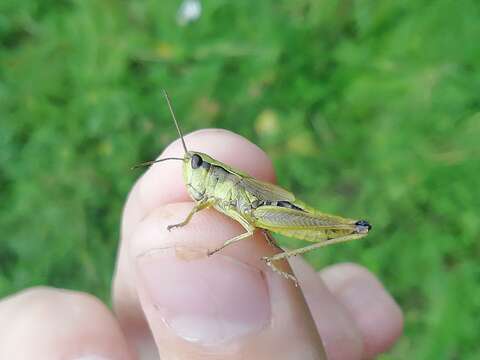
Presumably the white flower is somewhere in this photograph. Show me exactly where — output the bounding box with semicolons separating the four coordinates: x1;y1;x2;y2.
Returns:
177;0;202;26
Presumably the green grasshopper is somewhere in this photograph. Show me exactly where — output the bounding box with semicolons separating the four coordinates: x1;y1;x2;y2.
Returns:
136;90;372;285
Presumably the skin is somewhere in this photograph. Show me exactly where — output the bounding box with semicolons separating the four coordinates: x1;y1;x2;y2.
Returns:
0;129;403;359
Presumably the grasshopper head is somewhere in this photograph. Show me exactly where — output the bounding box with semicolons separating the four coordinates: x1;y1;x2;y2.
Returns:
183;151;216;201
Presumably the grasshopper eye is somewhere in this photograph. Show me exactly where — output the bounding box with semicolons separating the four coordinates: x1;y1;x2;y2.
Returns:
191;154;203;169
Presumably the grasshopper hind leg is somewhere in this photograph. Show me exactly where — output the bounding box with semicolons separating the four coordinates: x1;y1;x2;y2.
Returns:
262;231;299;287
266;233;366;262
262;257;299;287
263;232;367;286
262;230;283;251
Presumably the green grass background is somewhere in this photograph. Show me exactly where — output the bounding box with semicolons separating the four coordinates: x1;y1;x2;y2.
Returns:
1;0;479;358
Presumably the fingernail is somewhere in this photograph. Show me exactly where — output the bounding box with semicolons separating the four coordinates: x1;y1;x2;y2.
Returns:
137;247;270;345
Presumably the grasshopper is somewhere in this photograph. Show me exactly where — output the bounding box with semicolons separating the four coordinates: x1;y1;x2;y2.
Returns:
136;90;372;285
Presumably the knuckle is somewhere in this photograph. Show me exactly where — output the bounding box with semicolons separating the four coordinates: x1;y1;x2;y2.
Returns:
320;262;382;294
15;286;57;300
0;286;56;310
336;262;377;280
0;287;105;323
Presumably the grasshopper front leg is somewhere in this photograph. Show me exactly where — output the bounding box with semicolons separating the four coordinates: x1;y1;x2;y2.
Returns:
167;199;212;231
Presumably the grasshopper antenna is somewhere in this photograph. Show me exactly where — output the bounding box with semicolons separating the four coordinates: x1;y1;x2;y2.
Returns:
131;90;187;170
162;89;188;154
131;157;184;170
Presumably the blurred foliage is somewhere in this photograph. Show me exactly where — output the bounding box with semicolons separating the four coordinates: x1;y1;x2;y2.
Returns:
1;0;480;358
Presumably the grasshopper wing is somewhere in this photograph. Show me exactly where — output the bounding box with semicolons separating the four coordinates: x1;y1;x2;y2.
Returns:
253;206;356;242
240;177;296;202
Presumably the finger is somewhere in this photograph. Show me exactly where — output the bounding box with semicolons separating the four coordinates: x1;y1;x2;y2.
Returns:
0;287;133;360
114;129;276;355
113;129;277;355
130;203;326;359
320;263;404;359
290;258;364;360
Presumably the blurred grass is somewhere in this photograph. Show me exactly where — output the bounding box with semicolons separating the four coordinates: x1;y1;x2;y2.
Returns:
1;0;480;358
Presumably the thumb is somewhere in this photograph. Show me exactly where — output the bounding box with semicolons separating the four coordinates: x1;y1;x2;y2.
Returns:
132;202;326;360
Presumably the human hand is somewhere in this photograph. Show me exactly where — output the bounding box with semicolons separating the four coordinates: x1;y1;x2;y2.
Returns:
0;129;403;359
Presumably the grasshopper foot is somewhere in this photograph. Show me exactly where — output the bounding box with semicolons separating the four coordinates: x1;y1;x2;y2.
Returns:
207;248;219;257
262;256;298;287
166;223;184;232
